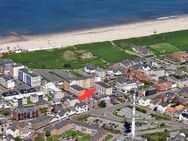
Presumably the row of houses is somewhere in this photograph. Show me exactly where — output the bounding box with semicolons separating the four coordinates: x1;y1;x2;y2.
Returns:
2;88;45;107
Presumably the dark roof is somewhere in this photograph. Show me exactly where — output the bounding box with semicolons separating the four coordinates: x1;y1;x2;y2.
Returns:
133;46;150;55
181;87;188;94
0;75;14;81
93;94;108;100
85;64;96;70
19;88;36;94
30;115;50;124
182;112;188;118
8;124;17;131
13;107;37;113
116;77;129;84
19;68;40;77
0;58;13;65
24;139;33;141
71;85;84;91
121;60;133;66
4;134;14;140
2;90;19;97
75;102;87;108
96;82;111;89
58;109;67;117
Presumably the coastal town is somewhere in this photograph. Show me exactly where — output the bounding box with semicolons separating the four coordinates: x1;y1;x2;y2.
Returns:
0;38;188;141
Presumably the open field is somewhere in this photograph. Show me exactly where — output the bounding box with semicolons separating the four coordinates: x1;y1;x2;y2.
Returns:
3;30;188;69
114;30;188;51
149;43;180;55
3;41;136;69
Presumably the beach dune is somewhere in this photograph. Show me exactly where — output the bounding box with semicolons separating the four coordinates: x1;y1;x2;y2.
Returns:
1;15;188;53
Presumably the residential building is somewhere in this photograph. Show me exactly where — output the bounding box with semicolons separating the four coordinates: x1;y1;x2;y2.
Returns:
10;63;24;78
95;68;106;79
0;98;10;109
5;124;19;138
18;68;41;87
64;76;97;92
132;46;153;56
70;85;85;96
107;68;123;76
154;82;172;91
95;82;112;95
84;64;96;74
29;115;53;130
2;88;45;106
43;82;64;99
10;96;27;107
177;79;188;88
44;120;107;141
75;102;88;114
120;60;134;69
0;75;15;89
137;99;151;107
179;110;188;123
166;105;184;114
147;68;166;81
127;69;148;83
115;77;137;92
144;87;157;96
12;107;39;121
0;59;14;75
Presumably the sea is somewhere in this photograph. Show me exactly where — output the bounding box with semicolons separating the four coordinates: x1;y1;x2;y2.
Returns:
0;0;188;36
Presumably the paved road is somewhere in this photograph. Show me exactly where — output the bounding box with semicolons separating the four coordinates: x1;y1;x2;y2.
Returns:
88;102;188;136
89;103;129;122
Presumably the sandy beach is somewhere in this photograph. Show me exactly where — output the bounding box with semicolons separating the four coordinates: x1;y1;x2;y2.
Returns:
1;15;188;53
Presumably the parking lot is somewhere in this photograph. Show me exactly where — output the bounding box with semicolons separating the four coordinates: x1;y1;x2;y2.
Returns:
87;116;124;132
116;107;152;120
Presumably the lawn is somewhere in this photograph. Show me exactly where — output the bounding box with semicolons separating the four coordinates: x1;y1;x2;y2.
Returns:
3;41;136;69
47;130;90;141
74;41;136;62
150;113;171;120
3;48;107;69
149;43;180;55
142;131;169;141
114;30;188;51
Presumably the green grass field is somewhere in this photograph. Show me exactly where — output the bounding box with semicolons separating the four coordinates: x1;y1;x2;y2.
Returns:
47;130;90;141
149;43;180;55
114;30;188;51
142;131;169;141
74;42;136;62
3;41;136;69
3;30;188;69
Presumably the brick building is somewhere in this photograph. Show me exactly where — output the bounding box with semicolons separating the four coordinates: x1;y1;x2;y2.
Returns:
13;107;38;121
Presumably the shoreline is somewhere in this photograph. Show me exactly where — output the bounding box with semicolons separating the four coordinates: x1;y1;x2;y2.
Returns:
1;15;188;53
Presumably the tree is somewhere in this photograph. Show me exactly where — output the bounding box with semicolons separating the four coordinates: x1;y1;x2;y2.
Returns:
15;136;21;141
2;109;11;117
35;137;43;141
45;130;51;137
40;107;48;114
63;63;71;68
99;100;106;108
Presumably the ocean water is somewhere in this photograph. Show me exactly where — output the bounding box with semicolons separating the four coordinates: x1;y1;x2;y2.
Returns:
0;0;188;36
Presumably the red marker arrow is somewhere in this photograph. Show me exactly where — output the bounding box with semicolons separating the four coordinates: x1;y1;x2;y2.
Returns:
78;88;96;102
